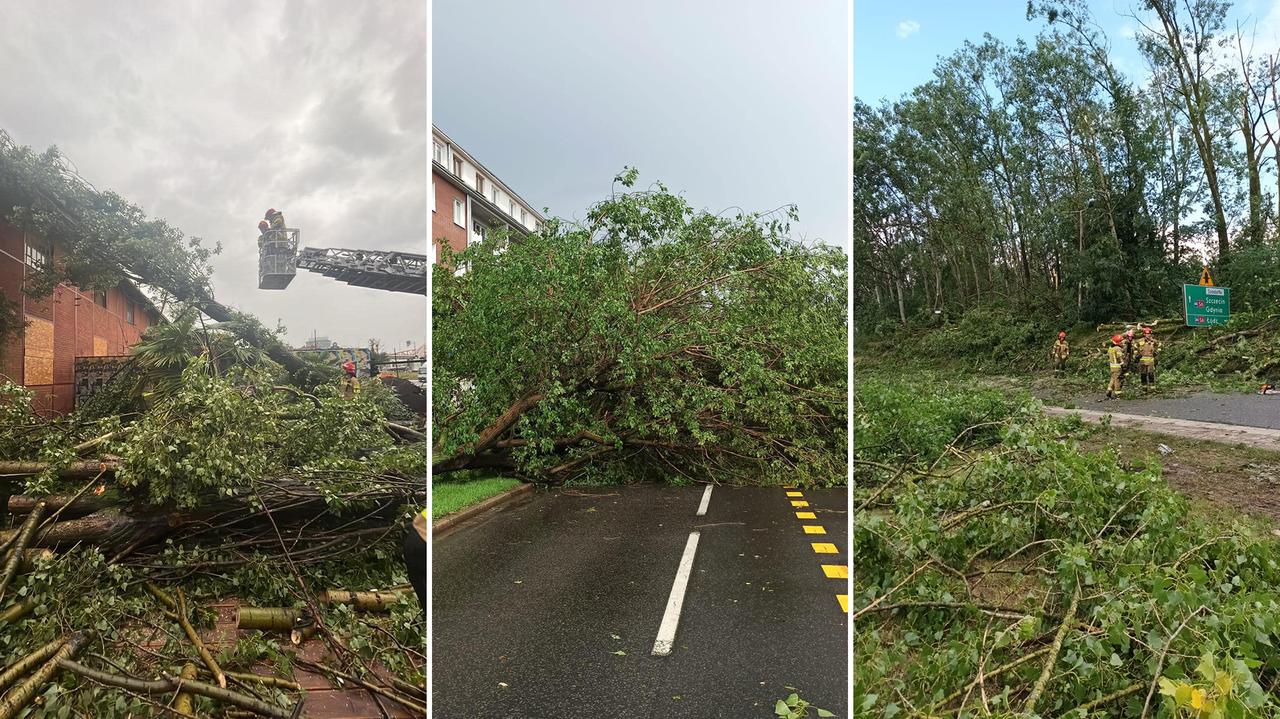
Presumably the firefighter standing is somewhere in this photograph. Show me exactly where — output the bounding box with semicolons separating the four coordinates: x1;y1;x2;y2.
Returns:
1106;334;1125;399
266;208;286;231
1120;329;1136;387
341;359;358;397
1136;326;1159;388
1051;332;1070;375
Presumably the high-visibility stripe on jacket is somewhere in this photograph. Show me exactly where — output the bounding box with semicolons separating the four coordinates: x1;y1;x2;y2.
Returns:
1139;339;1157;365
1108;345;1124;369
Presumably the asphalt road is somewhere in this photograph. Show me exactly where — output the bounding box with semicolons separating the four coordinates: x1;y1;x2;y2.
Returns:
432;483;848;718
1068;390;1280;430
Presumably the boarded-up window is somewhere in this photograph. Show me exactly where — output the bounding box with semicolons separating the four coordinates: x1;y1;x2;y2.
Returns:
24;315;54;385
93;336;108;356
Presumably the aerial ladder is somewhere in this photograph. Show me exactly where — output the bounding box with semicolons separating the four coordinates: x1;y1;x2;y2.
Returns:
257;215;426;295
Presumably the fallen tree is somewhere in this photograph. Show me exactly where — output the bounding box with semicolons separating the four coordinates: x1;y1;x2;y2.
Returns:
433;170;847;486
0;359;426;717
855;374;1280;716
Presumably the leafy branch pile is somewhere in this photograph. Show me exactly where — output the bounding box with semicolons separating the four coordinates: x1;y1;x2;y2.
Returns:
0;354;426;717
855;375;1280;717
433;169;847;486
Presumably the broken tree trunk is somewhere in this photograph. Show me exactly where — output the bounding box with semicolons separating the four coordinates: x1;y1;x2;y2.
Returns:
1;478;410;553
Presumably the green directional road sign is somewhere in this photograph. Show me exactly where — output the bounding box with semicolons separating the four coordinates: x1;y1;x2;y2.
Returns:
1184;284;1230;326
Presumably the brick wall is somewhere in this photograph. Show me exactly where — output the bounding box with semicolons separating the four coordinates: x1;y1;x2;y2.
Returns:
0;220;156;413
432;169;468;261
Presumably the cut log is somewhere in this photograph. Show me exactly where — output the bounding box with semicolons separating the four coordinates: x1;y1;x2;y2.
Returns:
236;607;304;631
318;588;414;611
0;598;34;624
175;663;198;717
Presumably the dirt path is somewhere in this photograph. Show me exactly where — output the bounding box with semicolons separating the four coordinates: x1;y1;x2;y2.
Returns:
1072;423;1280;528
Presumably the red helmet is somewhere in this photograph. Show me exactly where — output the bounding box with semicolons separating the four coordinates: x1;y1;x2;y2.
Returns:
258;220;270;230
265;208;278;218
1058;332;1066;339
1112;335;1123;345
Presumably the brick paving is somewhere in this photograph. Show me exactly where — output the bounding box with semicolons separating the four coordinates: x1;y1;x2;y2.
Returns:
137;597;422;719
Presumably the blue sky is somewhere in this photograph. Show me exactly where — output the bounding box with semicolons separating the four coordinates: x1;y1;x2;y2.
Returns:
854;0;1280;104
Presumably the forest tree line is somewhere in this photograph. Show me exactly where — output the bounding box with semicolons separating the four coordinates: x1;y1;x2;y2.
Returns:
854;0;1280;336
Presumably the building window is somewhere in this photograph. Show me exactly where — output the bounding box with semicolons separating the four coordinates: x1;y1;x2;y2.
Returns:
472;220;488;242
492;187;498;204
433;141;447;165
453;199;465;227
509;200;516;216
475;175;485;194
126;300;136;325
23;238;50;270
453;157;463;176
93;290;108;308
521;208;527;224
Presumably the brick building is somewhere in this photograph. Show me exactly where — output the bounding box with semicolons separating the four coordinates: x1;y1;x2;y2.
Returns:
431;125;543;264
0;219;160;414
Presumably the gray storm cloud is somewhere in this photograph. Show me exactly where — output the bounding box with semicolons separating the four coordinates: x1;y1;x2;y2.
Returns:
0;0;426;349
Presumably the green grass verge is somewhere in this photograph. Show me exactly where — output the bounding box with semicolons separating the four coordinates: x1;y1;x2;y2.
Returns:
431;476;522;520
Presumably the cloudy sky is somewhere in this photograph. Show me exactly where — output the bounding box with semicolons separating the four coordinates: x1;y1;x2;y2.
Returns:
433;0;849;250
1;0;426;350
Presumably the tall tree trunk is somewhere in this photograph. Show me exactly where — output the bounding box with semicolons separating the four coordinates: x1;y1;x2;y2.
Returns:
896;278;907;326
1243;98;1263;245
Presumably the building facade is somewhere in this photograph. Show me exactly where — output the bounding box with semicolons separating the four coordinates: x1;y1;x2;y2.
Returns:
431;125;544;264
0;219;160;414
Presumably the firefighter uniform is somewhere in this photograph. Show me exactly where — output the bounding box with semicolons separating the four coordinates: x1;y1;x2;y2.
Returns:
1137;333;1159;386
1107;339;1124;399
1052;338;1070;373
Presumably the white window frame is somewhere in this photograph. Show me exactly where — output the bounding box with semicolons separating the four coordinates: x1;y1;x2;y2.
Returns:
23;237;50;270
433;141;447;165
430;181;435;213
472;220;488;243
453;199;465;227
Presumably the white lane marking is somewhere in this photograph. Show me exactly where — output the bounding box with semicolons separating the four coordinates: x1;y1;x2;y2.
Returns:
696;485;714;516
652;531;701;656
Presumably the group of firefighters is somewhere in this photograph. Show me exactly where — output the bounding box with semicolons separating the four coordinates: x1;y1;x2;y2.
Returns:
1051;327;1160;399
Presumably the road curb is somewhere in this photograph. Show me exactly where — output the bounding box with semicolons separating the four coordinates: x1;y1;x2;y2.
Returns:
432;483;534;538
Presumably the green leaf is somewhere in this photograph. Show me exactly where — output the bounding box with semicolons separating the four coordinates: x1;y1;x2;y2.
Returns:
775;700;790;716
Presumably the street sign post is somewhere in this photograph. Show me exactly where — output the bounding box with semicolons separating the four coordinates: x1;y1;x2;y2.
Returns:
1183;284;1229;326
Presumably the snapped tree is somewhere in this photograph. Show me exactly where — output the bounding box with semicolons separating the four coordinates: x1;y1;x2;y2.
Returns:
433;170;847;486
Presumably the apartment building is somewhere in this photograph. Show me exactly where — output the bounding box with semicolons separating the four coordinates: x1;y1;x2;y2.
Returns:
431;125;543;263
